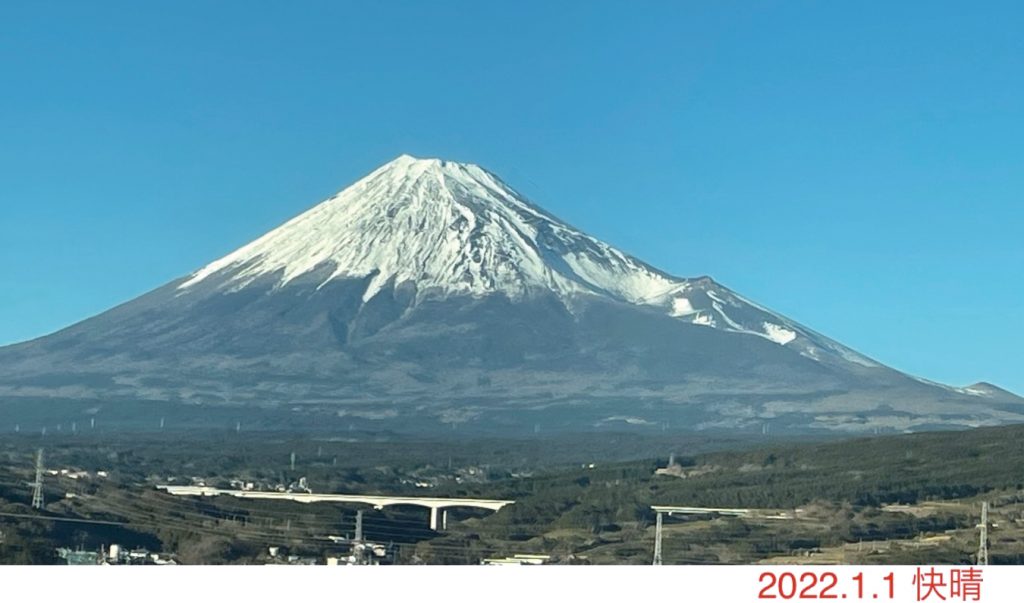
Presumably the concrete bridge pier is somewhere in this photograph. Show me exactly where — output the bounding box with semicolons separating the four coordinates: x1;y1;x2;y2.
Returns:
428;507;450;531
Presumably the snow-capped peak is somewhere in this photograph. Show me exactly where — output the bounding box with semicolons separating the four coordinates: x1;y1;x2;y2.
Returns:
177;154;878;367
180;154;683;303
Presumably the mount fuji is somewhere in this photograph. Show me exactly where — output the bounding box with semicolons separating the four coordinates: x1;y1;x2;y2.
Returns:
1;155;1021;434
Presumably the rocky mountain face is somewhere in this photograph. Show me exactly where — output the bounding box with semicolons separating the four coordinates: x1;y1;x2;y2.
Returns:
1;155;1021;434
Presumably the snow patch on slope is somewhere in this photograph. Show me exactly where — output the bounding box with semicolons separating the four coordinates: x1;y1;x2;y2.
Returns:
670;297;696;316
961;387;992;397
762;323;797;345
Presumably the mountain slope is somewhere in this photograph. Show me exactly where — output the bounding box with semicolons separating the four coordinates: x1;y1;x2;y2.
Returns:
1;155;1020;434
177;155;881;368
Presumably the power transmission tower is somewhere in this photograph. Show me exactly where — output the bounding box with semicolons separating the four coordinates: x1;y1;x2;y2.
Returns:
977;501;989;565
31;448;45;510
653;510;663;566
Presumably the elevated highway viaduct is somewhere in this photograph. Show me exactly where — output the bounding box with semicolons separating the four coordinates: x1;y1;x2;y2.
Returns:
158;485;514;531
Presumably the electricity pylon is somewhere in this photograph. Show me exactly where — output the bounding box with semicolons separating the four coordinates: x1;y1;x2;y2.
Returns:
977;501;989;565
31;449;44;510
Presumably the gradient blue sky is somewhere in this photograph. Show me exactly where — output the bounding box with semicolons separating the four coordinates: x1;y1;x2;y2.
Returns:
1;1;1021;392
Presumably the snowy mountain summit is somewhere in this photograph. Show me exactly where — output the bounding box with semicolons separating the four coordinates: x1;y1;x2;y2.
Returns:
2;154;1021;434
182;154;683;303
179;155;868;367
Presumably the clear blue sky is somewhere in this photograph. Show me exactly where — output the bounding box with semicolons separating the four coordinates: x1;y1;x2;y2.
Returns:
1;1;1021;392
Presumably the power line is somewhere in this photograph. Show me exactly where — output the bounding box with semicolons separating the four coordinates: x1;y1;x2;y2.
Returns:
0;511;127;528
58;497;518;557
73;493;432;543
